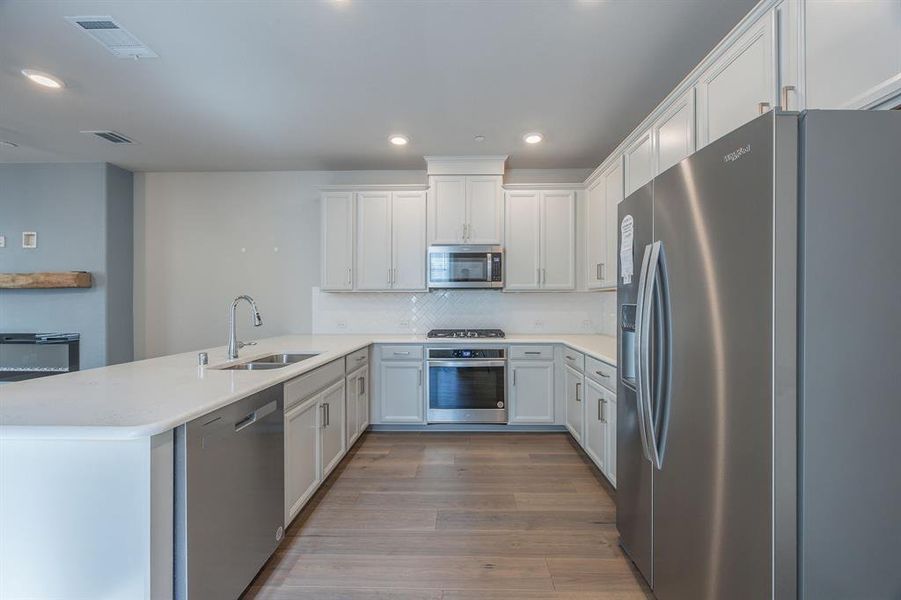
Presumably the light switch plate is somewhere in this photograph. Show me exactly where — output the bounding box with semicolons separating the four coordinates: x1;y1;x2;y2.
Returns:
0;235;5;248
22;231;37;249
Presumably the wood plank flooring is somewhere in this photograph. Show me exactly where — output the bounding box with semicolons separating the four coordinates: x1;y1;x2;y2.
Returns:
243;432;652;600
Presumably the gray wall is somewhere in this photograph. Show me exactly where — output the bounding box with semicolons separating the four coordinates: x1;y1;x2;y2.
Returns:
0;163;133;369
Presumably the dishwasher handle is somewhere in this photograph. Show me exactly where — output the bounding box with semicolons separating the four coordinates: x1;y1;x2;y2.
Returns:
235;400;277;432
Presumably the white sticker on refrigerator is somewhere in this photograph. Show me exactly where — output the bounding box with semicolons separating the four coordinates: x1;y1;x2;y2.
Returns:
620;215;634;285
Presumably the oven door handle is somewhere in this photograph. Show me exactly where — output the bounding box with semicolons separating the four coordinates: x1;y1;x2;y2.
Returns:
427;360;507;368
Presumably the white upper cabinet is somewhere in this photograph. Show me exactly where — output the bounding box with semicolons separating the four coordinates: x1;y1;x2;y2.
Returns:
624;128;654;196
540;191;576;290
428;175;503;245
429;176;467;244
504;190;574;291
654;88;696;175
465;176;504;244
586;158;623;290
696;9;777;147
391;191;427;290
355;191;392;290
320;192;354;291
356;190;427;291
504;191;541;290
805;0;901;109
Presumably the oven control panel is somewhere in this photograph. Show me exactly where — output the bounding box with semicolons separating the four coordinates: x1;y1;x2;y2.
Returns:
427;348;505;360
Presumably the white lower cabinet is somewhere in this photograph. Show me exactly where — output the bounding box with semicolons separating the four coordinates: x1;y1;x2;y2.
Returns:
583;378;614;480
346;365;369;446
564;364;584;443
319;380;346;478
508;360;555;424
284;396;321;525
380;361;424;423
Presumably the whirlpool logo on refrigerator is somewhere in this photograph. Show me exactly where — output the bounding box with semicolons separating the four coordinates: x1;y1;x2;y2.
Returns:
723;144;751;163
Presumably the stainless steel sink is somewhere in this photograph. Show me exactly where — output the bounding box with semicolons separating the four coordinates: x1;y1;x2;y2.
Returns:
220;362;287;371
251;353;319;364
217;352;319;371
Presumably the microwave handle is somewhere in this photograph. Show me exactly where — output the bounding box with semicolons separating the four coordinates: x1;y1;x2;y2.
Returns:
486;254;492;280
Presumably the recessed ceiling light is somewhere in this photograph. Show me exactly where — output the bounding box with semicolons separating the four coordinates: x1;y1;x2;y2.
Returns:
523;132;543;144
474;135;486;143
21;69;65;89
389;135;409;146
1;140;19;149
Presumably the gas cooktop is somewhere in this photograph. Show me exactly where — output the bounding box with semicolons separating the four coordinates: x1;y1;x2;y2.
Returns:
426;329;506;339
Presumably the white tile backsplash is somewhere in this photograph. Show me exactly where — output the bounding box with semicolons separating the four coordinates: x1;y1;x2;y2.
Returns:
312;288;617;335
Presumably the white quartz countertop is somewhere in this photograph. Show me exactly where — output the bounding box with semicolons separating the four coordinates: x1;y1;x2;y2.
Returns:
0;333;616;440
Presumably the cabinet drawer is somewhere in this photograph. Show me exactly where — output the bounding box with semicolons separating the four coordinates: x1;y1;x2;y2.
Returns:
284;359;344;410
379;345;424;361
561;348;585;373
509;345;555;360
345;347;369;372
586;356;616;392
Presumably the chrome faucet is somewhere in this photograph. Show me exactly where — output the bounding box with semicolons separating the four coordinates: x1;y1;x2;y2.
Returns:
227;295;263;360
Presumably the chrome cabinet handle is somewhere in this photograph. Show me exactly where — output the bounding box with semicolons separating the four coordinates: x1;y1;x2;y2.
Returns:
542;268;547;285
356;355;365;362
347;267;352;285
320;404;327;428
600;263;606;281
758;101;771;115
512;370;517;386
566;355;575;361
595;370;610;378
393;351;410;356
600;398;608;423
598;398;602;421
537;268;541;285
575;382;581;402
781;85;795;110
418;368;422;386
360;375;365;395
524;351;541;355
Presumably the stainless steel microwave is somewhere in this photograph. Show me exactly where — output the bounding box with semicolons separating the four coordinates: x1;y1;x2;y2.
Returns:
427;245;503;289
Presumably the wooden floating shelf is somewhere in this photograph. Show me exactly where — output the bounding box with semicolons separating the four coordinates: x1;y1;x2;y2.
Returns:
0;271;93;289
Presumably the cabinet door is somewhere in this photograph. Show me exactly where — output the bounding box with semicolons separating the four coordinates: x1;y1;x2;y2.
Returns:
391;191;427;290
696;10;776;147
585;176;607;290
319;380;346;478
624;129;654;196
355;191;392;290
321;192;355;291
357;366;369;435
428;176;467;244
805;1;901;109
654;88;696;175
345;372;360;446
583;379;607;473
508;361;555;424
380;361;424;423
540;191;575;290
603;159;623;288
285;397;321;524
466;176;503;244
504;191;541;290
605;394;617;487
564;365;584;443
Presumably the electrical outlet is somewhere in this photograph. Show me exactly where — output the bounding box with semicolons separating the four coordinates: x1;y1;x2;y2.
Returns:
533;320;544;329
0;235;5;248
582;320;592;330
336;320;347;330
399;319;410;328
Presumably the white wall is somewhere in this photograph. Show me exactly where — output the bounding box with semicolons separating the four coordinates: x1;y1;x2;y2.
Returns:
134;168;602;359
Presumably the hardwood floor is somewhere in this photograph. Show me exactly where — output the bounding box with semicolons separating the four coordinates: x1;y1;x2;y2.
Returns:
244;432;652;600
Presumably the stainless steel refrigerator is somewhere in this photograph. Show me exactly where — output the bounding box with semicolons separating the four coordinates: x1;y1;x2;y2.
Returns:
616;110;901;600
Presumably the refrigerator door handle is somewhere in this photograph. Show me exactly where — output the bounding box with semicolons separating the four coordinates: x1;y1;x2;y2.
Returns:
648;241;674;470
634;242;655;463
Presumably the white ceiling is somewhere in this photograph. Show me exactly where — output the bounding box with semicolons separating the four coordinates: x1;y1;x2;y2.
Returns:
0;0;757;173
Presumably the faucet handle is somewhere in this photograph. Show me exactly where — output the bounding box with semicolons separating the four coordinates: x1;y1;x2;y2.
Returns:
237;341;257;349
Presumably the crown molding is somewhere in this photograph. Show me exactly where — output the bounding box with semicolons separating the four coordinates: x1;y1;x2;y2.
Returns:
319;184;429;192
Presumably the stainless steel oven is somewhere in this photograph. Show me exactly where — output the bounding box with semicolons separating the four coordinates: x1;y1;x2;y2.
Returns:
427;347;507;423
427;245;503;289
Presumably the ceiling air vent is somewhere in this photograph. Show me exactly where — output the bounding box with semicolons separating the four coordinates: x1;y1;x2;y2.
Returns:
65;16;158;59
81;130;135;144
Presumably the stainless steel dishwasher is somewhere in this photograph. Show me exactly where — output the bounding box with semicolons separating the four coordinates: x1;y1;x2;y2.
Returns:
174;385;284;600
